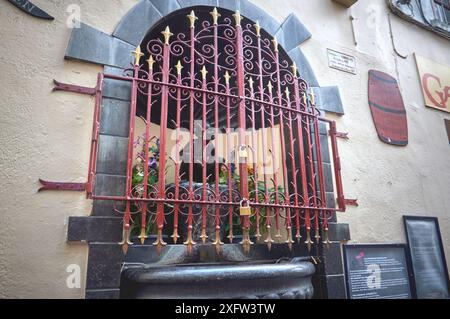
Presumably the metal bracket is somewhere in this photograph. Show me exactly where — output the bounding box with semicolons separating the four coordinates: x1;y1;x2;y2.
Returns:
331;130;349;139
344;198;359;207
38;179;86;192
53;79;96;96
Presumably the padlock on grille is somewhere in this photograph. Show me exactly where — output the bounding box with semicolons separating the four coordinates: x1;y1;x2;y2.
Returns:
238;145;248;158
239;199;251;216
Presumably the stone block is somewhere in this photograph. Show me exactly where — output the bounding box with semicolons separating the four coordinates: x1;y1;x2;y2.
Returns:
112;0;163;46
96;135;129;176
275;13;312;52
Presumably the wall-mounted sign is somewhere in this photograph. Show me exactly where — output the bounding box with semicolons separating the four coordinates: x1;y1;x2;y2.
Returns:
6;0;54;20
415;54;450;113
368;70;408;146
343;244;414;299
404;216;450;299
327;49;357;74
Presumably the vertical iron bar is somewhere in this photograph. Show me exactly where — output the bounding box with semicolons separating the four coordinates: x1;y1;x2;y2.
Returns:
255;27;273;249
248;78;261;241
273;44;291;244
267;82;280;250
154;29;172;253
172;60;182;244
293;79;308;244
303;94;316;250
139;59;154;244
212;15;223;250
200;66;208;244
312;102;326;244
329;121;345;211
184;20;196;252
284;86;297;250
234;12;251;251
120;57;140;253
225;72;234;243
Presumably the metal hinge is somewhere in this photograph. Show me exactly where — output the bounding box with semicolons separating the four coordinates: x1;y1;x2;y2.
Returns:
38;179;86;192
344;198;359;207
53;79;96;96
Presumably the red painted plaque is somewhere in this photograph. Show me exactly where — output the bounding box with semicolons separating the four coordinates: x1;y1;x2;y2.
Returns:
368;70;408;146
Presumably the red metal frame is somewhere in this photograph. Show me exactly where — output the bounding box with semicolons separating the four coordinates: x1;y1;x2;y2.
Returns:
84;9;350;254
86;73;104;198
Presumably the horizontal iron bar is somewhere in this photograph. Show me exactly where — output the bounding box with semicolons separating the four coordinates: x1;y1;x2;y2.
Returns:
245;96;321;118
53;80;96;96
91;195;339;212
38;179;86;192
104;73;241;101
103;73;321;119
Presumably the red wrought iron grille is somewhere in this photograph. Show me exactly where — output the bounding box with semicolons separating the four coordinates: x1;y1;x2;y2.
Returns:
86;8;347;254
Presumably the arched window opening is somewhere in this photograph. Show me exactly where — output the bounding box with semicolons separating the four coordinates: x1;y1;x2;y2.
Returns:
86;7;346;255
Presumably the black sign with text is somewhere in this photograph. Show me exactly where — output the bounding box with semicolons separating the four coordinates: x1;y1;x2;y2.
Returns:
343;244;413;299
6;0;54;20
404;216;450;299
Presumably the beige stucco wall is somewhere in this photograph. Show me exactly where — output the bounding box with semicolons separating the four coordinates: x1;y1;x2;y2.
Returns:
0;0;137;299
0;0;448;298
280;0;450;257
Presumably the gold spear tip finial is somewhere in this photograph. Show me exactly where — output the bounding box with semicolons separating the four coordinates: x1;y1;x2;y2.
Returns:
267;81;273;94
254;20;261;37
233;10;242;27
210;7;221;25
187;10;198;28
132;45;144;66
309;87;316;104
200;65;208;80
224;71;231;85
147;55;155;70
291;62;298;77
175;60;183;75
161;26;173;45
272;37;279;53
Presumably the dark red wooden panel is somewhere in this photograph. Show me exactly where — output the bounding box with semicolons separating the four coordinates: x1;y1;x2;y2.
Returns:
368;70;408;146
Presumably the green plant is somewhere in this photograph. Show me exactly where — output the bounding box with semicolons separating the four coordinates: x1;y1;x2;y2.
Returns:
130;135;160;237
219;163;284;237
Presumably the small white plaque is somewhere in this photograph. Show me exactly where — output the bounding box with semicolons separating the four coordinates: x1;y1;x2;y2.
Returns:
327;49;357;75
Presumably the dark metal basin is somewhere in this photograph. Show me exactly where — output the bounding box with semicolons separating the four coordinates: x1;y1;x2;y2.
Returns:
120;258;315;299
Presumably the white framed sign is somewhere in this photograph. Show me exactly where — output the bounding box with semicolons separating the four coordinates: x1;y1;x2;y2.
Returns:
327;49;357;75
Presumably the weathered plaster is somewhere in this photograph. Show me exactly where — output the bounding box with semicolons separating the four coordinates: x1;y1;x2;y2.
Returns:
0;0;136;299
296;0;450;259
